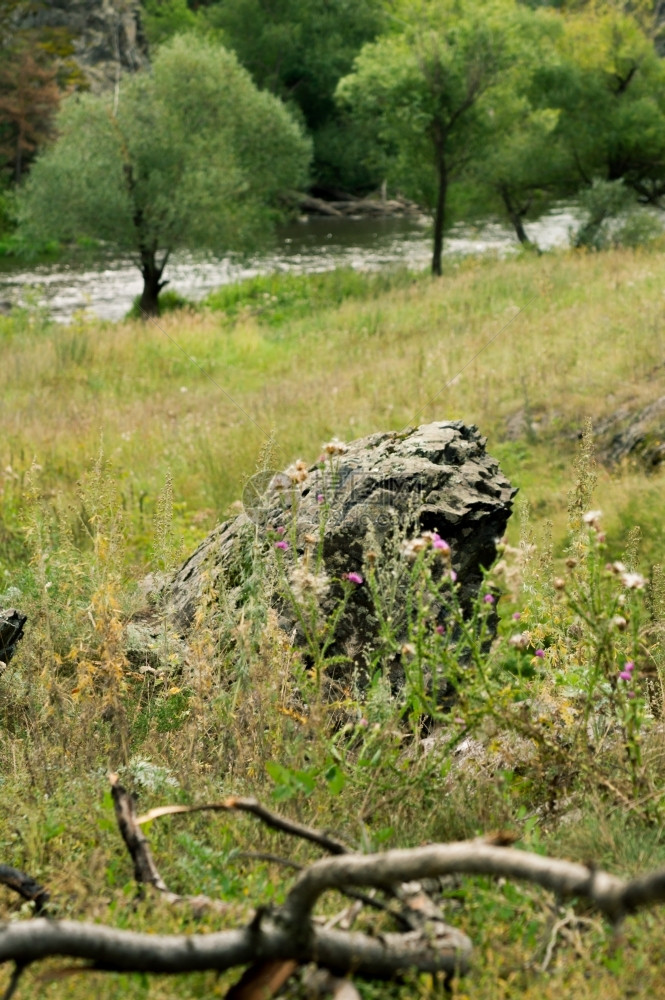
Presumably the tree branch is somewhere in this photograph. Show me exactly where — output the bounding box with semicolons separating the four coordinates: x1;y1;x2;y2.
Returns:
109;774;230;915
0;916;471;978
0;866;48;913
136;797;350;855
281;843;629;927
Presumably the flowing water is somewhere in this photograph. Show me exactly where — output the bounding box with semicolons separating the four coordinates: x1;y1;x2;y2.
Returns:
0;206;577;324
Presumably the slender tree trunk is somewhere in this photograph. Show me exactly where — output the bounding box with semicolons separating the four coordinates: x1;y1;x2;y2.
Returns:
432;146;447;277
139;247;168;317
499;188;531;247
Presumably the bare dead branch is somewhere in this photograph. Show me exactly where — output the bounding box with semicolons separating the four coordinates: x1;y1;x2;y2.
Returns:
0;916;471;978
136;797;350;855
1;963;25;1000
225;959;298;1000
0;866;49;912
110;774;169;892
109;774;230;916
281;843;631;927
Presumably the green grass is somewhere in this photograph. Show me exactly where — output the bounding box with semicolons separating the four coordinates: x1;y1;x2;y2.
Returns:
2;249;665;998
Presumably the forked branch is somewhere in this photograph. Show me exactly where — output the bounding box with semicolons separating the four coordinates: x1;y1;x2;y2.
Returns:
6;788;665;989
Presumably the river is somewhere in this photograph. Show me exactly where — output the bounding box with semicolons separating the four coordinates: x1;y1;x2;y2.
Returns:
0;206;577;324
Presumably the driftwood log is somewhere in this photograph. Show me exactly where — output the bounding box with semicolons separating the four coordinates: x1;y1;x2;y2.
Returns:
5;780;665;996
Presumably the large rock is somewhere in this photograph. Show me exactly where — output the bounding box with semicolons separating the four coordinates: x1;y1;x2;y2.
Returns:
0;608;26;667
596;395;665;470
16;0;149;93
164;422;516;679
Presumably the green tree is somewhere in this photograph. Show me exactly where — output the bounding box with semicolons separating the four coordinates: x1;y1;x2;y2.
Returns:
537;10;665;205
167;0;385;191
337;0;529;275
19;34;311;315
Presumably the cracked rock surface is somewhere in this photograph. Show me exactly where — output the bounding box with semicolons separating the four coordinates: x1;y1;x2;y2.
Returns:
163;422;516;677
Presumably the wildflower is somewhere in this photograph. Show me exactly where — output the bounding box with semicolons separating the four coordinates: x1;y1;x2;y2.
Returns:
274;540;289;551
322;438;348;455
435;624;445;635
285;459;309;484
534;649;545;658
401;643;416;658
402;531;451;562
509;632;530;651
583;509;603;527
317;493;324;503
610;561;627;575
402;536;429;561
276;526;286;535
432;536;451;555
290;561;330;602
512;612;522;621
344;572;363;585
449;569;458;582
611;615;628;631
619;670;632;681
624;660;635;672
553;577;566;590
358;717;368;728
565;558;577;569
483;594;495;605
627;691;636;699
621;571;646;590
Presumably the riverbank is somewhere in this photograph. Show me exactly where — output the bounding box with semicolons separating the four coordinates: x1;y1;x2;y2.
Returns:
0;208;577;322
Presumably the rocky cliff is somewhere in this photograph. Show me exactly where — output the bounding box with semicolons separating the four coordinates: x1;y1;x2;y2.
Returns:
16;0;149;93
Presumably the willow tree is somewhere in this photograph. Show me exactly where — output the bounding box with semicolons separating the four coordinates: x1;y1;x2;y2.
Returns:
337;0;526;275
19;34;311;315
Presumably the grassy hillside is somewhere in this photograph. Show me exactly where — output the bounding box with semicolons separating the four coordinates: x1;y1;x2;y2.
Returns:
1;249;665;998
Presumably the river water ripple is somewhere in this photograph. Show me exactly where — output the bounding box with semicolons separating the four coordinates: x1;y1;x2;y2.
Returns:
0;207;576;324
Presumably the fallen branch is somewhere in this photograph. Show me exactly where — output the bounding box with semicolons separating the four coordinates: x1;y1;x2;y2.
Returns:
136;797;350;855
109;775;230;915
0;866;48;912
0;916;471;977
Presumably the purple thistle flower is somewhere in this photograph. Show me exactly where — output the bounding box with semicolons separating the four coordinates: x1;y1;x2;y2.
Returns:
534;649;545;658
275;526;286;535
317;493;324;503
624;661;635;673
274;540;289;551
344;572;363;585
619;670;632;681
449;569;457;582
627;691;636;699
483;594;495;605
512;612;521;621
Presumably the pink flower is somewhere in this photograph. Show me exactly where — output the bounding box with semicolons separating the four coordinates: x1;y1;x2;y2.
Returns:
534;649;545;658
274;540;289;551
512;612;521;621
624;661;635;673
619;670;632;681
344;572;363;585
435;624;445;635
483;594;495;605
449;569;457;582
627;691;636;699
276;526;286;535
317;494;324;503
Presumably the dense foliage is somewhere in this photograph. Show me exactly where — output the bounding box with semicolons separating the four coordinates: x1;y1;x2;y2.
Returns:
4;0;665;281
18;34;311;314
